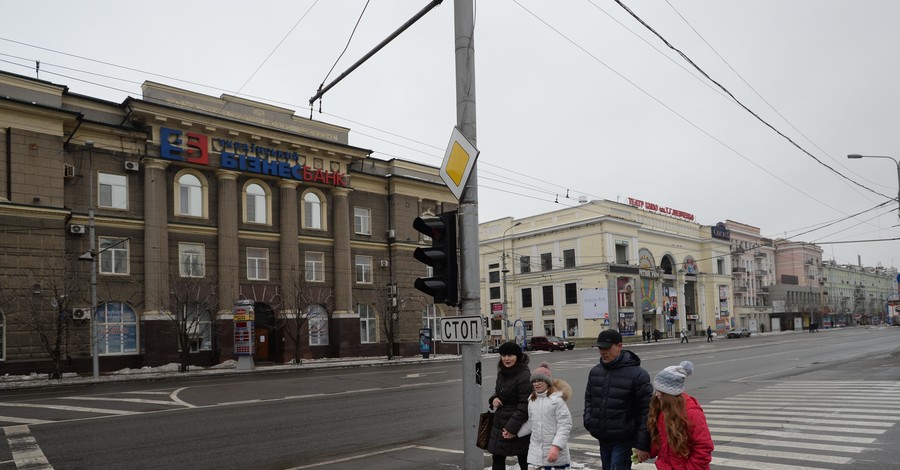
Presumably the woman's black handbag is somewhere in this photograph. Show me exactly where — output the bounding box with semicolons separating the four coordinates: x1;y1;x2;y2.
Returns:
476;411;492;449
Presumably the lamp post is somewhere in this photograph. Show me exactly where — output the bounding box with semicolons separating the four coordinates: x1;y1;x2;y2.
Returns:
847;154;900;221
86;141;99;378
501;222;522;341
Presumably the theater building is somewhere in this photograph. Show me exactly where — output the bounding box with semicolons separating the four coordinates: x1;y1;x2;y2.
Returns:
0;71;457;375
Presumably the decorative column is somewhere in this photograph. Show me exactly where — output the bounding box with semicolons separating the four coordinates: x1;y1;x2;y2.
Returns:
330;187;359;356
279;180;300;298
217;170;240;311
143;159;169;314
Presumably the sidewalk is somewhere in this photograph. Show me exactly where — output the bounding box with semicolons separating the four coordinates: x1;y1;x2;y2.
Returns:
0;354;460;391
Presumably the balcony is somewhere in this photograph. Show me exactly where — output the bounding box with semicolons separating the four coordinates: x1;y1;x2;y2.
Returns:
755;270;768;277
732;267;747;275
733;285;748;293
754;252;766;259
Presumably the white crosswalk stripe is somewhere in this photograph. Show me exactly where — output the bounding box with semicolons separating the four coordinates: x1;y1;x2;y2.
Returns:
704;380;899;469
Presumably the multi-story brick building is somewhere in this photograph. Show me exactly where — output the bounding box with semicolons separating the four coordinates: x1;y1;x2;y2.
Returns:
0;71;457;375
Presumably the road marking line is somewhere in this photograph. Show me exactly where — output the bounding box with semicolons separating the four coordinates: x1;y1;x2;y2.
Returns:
701;414;893;427
0;416;52;425
704;404;900;416
710;455;831;470
714;444;852;464
59;396;183;406
704;409;896;422
0;402;137;415
286;445;418;469
711;427;876;444
170;387;196;408
705;419;886;434
5;425;52;470
717;436;868;453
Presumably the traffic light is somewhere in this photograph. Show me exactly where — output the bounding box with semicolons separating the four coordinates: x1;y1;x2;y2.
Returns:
413;210;458;306
668;307;677;324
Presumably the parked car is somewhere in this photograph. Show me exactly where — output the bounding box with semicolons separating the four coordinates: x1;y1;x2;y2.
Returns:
528;336;566;351
562;338;575;350
726;328;751;338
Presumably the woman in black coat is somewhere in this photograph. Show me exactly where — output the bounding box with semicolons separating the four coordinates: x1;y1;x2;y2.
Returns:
487;341;531;470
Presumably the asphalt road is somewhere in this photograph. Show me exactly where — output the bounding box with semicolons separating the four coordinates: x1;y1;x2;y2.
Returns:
1;326;898;469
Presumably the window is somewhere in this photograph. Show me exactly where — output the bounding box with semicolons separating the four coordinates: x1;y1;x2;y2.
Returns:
176;173;204;217
489;270;500;284
542;285;554;306
489;286;501;300
96;301;138;355
615;241;628;264
521;288;533;308
0;313;4;361
358;304;376;343
179;243;205;278
566;319;579;338
565;283;577;304
356;255;373;284
246;183;268;224
247;248;269;280
563;249;575;268
354;207;371;235
99;237;129;275
303;192;323;229
543;320;555;336
717;257;725;275
180;304;212;352
305;252;324;282
309;304;329;346
541;253;552;271
98;172;127;209
422;304;442;340
520;256;531;273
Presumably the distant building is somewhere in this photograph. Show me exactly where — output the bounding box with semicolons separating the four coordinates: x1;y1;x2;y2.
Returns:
0;71;457;375
821;260;897;327
725;220;775;332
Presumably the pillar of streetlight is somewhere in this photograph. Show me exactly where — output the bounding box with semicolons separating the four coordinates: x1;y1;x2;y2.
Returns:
86;141;99;378
501;222;521;342
847;154;900;221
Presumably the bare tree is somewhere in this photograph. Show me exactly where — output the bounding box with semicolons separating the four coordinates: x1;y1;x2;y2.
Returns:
278;267;334;365
374;282;400;360
0;264;85;379
157;264;219;373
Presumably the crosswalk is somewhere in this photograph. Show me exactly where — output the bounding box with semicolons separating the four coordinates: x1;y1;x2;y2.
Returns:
566;380;900;469
0;389;191;428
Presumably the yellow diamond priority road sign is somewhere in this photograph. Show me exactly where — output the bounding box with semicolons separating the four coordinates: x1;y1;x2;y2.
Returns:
440;127;479;200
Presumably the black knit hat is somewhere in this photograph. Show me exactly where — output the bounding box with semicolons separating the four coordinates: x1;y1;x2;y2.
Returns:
497;341;522;359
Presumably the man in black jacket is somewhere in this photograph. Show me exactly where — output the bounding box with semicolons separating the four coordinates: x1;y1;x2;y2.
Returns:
583;329;653;469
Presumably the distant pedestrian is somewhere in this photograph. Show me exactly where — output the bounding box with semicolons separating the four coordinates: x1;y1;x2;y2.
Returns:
760;324;765;333
680;328;689;344
488;341;531;470
649;361;714;469
706;326;713;342
643;329;650;343
518;362;572;469
652;329;661;343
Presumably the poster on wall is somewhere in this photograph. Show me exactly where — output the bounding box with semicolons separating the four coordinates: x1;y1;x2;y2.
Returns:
582;287;609;320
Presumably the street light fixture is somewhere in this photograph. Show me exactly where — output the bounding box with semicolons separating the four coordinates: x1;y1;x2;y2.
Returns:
847;154;900;221
85;141;99;378
501;222;522;342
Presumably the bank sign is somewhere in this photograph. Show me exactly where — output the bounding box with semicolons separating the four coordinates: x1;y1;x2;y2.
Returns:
159;127;347;186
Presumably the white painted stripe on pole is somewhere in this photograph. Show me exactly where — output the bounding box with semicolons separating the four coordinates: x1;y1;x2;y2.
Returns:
706;419;886;434
701;414;893;427
710;427;877;444
0;402;138;415
0;416;52;425
710;455;831;470
714;445;853;464
720;436;867;453
4;425;52;470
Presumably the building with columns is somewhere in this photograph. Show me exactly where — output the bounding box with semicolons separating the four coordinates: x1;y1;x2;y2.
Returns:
479;198;733;348
0;71;457;375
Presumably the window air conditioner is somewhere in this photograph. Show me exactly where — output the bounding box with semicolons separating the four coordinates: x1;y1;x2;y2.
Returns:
124;161;140;172
72;308;91;321
70;224;85;234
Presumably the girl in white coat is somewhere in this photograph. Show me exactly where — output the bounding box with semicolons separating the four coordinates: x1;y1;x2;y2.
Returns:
518;362;572;469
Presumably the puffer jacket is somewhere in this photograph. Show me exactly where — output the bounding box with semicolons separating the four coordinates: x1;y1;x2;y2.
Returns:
583;349;653;451
650;393;714;470
518;379;572;467
487;359;531;456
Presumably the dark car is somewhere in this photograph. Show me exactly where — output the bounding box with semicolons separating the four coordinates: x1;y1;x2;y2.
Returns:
562;338;575;350
726;328;752;338
528;336;566;351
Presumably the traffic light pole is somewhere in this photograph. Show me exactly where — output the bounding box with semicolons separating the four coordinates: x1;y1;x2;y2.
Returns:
453;1;482;468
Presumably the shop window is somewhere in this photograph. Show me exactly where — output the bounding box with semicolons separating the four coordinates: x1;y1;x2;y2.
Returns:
98;172;127;209
309;304;329;346
96;302;138;355
354;207;371;235
179;243;205;278
247;247;269;280
178;304;212;352
358;304;376;343
422;304;442;340
305;252;324;282
175;172;207;218
543;320;555;336
99;237;129;275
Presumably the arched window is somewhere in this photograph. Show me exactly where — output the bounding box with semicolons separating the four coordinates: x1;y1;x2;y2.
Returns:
303;191;323;230
175;172;206;217
96;302;138;355
245;182;269;224
309;304;329;346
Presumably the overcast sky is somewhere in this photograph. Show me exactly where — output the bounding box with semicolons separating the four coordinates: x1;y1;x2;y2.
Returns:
3;1;900;269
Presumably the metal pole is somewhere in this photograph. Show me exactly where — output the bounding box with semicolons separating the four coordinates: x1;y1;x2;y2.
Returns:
87;141;99;378
501;223;520;342
453;1;481;468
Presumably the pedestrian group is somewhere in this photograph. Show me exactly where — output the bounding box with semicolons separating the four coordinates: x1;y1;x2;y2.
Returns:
487;331;714;469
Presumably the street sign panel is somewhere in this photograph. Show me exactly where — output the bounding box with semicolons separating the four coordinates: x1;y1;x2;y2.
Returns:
440;315;483;343
439;127;479;200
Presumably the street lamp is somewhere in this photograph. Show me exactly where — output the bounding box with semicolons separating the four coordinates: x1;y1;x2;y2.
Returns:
501;222;522;341
847;154;900;221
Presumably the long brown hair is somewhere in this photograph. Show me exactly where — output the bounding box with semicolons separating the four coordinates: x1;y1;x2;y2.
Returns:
648;392;690;457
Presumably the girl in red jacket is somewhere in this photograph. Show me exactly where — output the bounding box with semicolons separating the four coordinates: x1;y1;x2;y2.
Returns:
648;361;714;469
